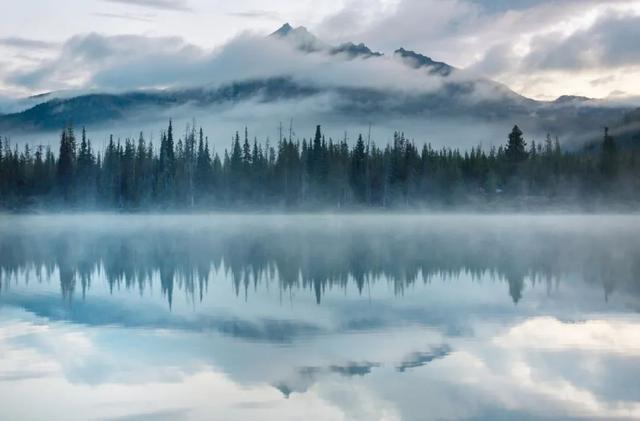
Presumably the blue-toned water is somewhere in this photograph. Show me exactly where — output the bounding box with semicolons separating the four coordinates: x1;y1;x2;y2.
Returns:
0;214;639;420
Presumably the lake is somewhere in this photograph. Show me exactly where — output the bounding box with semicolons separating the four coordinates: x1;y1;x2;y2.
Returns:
0;214;639;420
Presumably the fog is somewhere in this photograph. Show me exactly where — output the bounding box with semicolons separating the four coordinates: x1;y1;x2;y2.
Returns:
2;97;548;152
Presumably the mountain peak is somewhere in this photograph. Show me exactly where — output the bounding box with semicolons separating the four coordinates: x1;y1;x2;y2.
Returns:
330;42;383;59
394;48;454;76
270;23;314;38
554;95;592;104
271;23;294;37
270;23;324;52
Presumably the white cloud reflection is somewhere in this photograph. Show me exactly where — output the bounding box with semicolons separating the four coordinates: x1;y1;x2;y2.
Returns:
1;279;639;420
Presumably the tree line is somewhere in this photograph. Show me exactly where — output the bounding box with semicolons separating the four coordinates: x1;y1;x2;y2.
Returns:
0;122;638;209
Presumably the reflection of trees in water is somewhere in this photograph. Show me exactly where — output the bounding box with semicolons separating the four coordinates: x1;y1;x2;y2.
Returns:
1;224;639;307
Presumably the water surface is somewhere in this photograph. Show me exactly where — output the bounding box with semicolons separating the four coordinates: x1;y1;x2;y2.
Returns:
1;214;639;420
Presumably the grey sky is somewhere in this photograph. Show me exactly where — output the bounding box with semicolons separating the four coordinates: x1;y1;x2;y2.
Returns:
0;0;639;100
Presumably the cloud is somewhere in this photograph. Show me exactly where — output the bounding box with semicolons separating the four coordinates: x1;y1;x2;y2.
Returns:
101;0;191;12
103;409;192;421
1;30;521;149
7;32;199;90
1;28;625;147
314;0;640;99
6;31;457;95
468;44;516;77
524;12;640;71
93;12;156;23
0;37;57;50
590;75;616;87
316;0;594;64
227;10;282;21
317;0;482;56
493;317;640;355
1;0;637;137
467;0;556;13
2;0;639;102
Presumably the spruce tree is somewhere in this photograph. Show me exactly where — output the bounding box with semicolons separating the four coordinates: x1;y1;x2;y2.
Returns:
57;126;76;202
506;125;528;164
350;134;367;203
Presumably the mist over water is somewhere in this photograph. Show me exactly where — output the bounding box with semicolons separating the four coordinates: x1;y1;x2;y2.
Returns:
0;214;639;420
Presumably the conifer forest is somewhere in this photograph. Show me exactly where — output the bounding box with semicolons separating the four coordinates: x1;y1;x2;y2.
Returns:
0;122;637;210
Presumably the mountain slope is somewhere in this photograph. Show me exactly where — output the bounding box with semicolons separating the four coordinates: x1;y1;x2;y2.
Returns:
610;107;640;148
394;48;454;76
0;78;319;131
331;42;383;59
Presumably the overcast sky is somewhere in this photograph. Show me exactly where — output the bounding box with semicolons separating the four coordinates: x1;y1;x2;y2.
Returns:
1;0;639;100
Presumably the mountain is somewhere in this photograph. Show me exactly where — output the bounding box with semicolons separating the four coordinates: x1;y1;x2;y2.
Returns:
331;42;383;59
394;48;454;76
0;23;635;145
623;107;640;124
0;78;319;131
553;95;592;105
270;23;384;59
270;22;294;37
607;107;640;149
270;23;325;52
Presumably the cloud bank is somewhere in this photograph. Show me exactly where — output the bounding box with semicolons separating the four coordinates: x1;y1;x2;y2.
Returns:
6;30;462;96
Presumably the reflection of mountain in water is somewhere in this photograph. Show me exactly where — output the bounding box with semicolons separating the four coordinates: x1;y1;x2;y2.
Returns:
1;217;639;306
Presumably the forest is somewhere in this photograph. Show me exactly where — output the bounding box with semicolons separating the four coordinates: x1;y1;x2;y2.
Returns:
0;122;637;210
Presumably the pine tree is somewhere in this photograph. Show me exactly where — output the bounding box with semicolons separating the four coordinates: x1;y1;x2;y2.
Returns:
57;126;76;202
134;132;149;206
158;121;176;204
195;130;212;202
121;138;136;206
506;125;528;164
76;127;95;204
350;134;367;203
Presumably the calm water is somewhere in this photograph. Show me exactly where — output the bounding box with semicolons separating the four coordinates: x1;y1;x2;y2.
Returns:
1;214;639;421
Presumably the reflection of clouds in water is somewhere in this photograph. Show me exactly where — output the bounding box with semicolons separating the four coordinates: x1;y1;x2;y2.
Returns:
433;317;640;419
0;315;344;420
0;312;93;382
264;317;640;419
494;316;640;355
1;308;640;419
499;318;640;418
1;215;640;420
0;366;345;421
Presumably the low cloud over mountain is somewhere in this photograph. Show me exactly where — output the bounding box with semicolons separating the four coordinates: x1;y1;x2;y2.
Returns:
0;24;634;149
